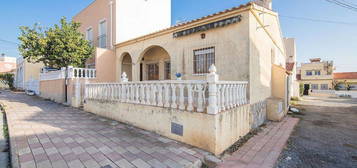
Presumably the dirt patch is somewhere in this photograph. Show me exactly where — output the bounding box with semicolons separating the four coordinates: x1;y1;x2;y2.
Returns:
276;97;357;168
221;124;265;156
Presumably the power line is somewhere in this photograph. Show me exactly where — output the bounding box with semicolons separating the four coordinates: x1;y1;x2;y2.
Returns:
280;15;357;25
325;0;357;12
0;38;19;46
340;0;357;7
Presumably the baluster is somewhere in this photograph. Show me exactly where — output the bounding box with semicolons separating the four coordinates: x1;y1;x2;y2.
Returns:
132;84;136;103
187;84;193;112
233;84;236;107
239;84;243;106
102;84;107;100
221;85;226;111
226;84;230;109
197;84;204;112
171;84;177;109
122;84;126;102
126;84;131;102
225;84;230;110
164;84;170;108
134;84;139;104
140;84;145;104
117;84;121;102
179;84;185;110
145;84;151;105
99;85;102;99
229;84;234;108
151;85;157;106
157;84;163;106
106;84;109;100
244;84;247;104
217;85;221;112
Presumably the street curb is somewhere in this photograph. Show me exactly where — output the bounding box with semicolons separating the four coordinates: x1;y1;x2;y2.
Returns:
0;101;19;168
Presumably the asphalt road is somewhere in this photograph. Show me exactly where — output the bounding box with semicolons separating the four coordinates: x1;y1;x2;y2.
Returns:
275;96;357;168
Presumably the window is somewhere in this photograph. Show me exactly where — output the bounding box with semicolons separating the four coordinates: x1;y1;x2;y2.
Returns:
314;70;321;75
320;84;328;90
311;84;319;90
306;71;313;76
86;28;93;46
147;63;159;80
193;47;215;74
98;20;107;48
164;61;171;80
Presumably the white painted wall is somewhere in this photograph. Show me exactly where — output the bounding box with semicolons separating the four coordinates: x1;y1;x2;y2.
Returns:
115;0;171;43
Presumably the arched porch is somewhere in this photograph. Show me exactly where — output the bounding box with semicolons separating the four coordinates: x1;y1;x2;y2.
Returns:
138;46;171;81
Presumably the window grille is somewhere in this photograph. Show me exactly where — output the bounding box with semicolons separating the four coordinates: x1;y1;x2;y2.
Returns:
193;47;215;74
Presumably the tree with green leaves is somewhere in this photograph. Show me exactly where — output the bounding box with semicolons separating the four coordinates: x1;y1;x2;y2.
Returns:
18;17;93;69
0;73;15;90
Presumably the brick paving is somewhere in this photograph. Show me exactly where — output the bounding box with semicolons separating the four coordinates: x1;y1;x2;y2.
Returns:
218;117;299;168
0;91;208;168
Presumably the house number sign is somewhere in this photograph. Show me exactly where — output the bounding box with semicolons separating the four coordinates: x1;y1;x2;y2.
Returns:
173;15;242;38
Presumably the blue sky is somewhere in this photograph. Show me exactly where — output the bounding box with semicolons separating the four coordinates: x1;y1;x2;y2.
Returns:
0;0;356;72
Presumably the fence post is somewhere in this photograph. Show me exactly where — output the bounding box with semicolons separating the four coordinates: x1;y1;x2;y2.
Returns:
73;79;81;108
207;64;219;115
67;66;74;78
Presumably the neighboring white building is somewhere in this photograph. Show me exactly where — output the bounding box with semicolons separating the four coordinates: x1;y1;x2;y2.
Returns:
14;57;44;94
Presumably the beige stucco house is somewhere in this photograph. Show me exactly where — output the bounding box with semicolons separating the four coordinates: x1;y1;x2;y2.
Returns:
74;0;288;105
67;0;294;155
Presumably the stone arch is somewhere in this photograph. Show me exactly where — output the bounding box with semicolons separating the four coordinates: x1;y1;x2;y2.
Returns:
119;52;133;81
138;45;171;81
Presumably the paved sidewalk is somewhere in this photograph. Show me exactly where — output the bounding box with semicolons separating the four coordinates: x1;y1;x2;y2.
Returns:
0;91;208;168
218;117;299;168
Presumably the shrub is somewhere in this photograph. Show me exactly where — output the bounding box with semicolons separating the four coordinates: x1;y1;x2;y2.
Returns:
0;73;15;90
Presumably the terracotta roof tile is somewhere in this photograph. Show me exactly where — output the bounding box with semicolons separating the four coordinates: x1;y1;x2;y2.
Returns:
0;62;16;73
116;2;256;46
333;72;357;80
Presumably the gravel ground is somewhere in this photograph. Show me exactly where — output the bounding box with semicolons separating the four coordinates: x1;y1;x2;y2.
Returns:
275;96;357;168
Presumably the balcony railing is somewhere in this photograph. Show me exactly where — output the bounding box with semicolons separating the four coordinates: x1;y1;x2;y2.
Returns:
40;67;96;81
85;65;248;114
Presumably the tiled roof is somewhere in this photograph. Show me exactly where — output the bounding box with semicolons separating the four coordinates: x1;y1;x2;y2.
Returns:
333;72;357;80
116;2;257;46
286;62;295;71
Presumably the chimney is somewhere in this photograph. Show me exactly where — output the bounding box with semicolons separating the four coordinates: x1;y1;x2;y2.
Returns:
255;0;273;10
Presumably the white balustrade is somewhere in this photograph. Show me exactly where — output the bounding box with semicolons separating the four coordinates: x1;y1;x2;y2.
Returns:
41;67;96;81
69;67;96;79
85;66;248;114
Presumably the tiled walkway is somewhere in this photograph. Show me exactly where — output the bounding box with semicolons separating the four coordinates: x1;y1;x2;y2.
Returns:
0;91;208;168
218;117;299;168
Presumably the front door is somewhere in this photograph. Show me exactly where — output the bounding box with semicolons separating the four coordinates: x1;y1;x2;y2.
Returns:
147;63;159;80
304;84;310;95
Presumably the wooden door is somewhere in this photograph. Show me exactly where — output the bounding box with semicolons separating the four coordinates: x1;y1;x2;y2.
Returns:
147;63;159;80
